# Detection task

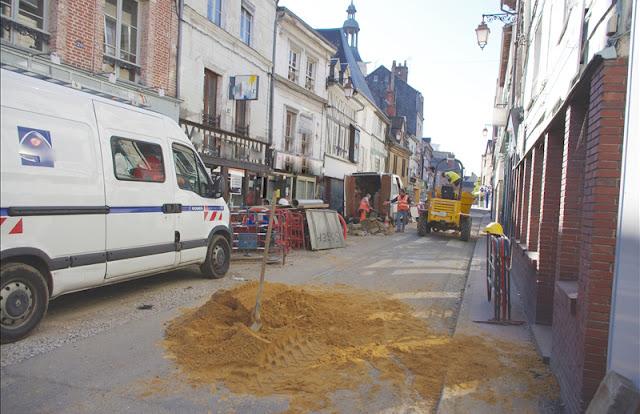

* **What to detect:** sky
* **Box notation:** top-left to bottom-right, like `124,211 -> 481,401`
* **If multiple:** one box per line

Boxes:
279,0 -> 504,175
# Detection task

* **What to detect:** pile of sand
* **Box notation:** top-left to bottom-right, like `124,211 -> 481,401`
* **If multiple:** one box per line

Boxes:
164,282 -> 556,412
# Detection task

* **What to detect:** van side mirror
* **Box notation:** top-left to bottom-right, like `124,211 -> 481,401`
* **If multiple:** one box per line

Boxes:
207,175 -> 223,199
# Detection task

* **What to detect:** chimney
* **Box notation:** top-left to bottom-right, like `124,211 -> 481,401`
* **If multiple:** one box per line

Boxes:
385,67 -> 396,117
394,60 -> 408,82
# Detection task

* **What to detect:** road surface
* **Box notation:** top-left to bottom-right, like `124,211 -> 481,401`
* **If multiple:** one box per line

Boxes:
1,213 -> 482,413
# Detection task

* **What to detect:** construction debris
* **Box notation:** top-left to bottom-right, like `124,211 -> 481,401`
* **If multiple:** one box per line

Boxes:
348,218 -> 392,236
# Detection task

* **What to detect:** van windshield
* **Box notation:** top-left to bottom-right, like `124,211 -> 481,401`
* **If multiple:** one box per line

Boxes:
172,144 -> 212,197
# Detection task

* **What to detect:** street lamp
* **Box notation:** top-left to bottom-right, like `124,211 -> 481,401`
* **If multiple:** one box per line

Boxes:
344,77 -> 355,98
475,21 -> 490,50
474,13 -> 517,50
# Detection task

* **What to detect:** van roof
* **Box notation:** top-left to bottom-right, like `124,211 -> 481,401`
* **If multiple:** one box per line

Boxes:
0,67 -> 174,123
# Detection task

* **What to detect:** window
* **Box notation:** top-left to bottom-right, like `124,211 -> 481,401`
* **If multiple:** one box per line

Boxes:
111,137 -> 165,182
103,0 -> 139,82
285,110 -> 296,152
1,0 -> 47,51
172,144 -> 212,197
348,125 -> 360,163
401,159 -> 406,177
235,100 -> 249,136
240,6 -> 252,45
204,69 -> 220,127
288,49 -> 299,82
301,133 -> 310,155
296,179 -> 315,200
305,59 -> 316,91
207,0 -> 222,26
531,22 -> 542,92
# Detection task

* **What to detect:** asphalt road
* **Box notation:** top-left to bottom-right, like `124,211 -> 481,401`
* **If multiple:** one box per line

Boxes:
1,213 -> 483,413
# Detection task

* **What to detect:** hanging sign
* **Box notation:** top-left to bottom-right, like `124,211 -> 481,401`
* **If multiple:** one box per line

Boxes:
229,75 -> 259,100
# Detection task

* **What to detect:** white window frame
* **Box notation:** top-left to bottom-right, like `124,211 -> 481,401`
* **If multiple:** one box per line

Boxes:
284,109 -> 297,152
305,58 -> 316,91
207,0 -> 222,26
103,0 -> 140,81
240,5 -> 252,46
1,0 -> 49,51
288,48 -> 299,83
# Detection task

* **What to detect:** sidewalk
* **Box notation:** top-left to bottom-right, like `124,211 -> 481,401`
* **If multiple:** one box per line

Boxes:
437,212 -> 561,413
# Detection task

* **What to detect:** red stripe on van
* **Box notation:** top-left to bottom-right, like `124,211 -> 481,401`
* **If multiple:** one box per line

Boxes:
0,217 -> 6,226
9,219 -> 23,234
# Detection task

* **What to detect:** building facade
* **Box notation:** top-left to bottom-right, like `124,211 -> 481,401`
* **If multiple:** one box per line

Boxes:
270,7 -> 336,202
316,1 -> 390,214
1,0 -> 180,119
366,60 -> 424,192
486,0 -> 635,411
178,0 -> 277,207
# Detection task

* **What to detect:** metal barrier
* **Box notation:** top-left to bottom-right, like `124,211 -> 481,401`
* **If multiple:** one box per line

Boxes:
230,207 -> 309,255
476,234 -> 524,325
283,210 -> 306,250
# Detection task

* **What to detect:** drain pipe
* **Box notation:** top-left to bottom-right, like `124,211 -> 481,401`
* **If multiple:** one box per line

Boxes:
175,0 -> 184,100
268,1 -> 280,150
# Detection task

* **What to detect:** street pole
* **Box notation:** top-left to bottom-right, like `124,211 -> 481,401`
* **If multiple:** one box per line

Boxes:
250,190 -> 278,332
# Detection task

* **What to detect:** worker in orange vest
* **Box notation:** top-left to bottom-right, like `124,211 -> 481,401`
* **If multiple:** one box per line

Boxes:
358,193 -> 371,222
386,188 -> 411,232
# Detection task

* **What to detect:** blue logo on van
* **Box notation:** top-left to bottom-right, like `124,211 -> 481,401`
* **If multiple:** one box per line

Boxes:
18,126 -> 54,168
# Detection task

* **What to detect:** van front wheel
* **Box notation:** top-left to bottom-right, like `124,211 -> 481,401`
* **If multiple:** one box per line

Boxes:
1,263 -> 49,344
201,235 -> 231,279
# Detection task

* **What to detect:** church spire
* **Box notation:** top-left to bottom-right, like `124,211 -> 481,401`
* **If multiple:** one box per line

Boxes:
342,1 -> 360,49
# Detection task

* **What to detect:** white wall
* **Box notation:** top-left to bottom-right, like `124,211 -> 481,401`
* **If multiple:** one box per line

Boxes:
179,1 -> 276,143
608,0 -> 639,387
355,95 -> 387,174
520,0 -> 620,155
271,10 -> 335,177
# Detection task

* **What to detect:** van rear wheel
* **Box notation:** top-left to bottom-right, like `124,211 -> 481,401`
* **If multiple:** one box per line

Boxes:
201,235 -> 230,279
1,263 -> 49,344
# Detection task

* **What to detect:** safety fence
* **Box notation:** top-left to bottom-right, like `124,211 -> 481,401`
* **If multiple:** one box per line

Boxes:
230,208 -> 306,255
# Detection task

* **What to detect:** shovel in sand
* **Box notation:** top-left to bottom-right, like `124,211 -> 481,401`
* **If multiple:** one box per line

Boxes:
250,191 -> 279,332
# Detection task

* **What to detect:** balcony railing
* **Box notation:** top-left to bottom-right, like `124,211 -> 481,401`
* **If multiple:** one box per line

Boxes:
235,124 -> 250,137
180,118 -> 268,172
202,113 -> 221,129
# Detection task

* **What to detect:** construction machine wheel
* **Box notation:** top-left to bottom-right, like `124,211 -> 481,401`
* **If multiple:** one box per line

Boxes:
460,217 -> 472,242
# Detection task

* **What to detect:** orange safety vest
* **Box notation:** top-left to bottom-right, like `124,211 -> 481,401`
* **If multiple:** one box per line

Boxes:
359,198 -> 370,212
397,194 -> 410,212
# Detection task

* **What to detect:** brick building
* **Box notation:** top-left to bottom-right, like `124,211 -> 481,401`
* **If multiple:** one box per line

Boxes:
487,0 -> 635,411
1,0 -> 180,119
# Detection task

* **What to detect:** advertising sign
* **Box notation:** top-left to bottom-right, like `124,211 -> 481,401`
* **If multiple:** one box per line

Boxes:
229,75 -> 259,100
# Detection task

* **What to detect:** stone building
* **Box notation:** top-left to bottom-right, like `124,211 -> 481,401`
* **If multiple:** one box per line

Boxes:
270,7 -> 336,203
316,1 -> 390,213
177,0 -> 277,207
0,0 -> 180,119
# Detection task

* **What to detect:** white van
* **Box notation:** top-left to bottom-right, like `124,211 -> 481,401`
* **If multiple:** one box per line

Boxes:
0,69 -> 231,343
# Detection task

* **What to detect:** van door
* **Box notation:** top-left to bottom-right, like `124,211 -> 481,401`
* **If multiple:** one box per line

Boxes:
93,102 -> 177,278
169,136 -> 226,265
